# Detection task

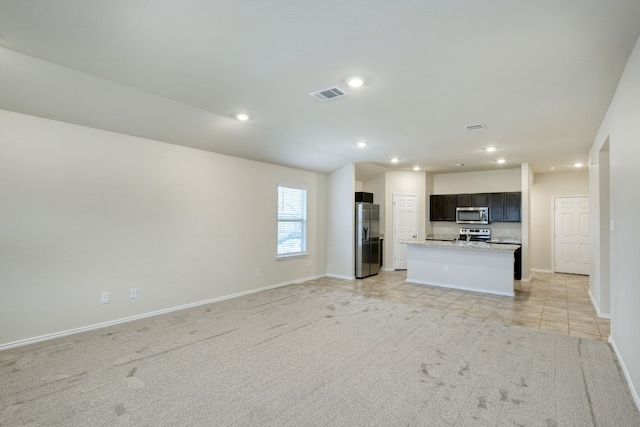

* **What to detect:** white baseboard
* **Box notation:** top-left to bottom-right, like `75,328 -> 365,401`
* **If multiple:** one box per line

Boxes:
609,336 -> 640,412
522,268 -> 551,283
325,273 -> 355,280
588,289 -> 611,319
0,274 -> 325,351
406,278 -> 514,297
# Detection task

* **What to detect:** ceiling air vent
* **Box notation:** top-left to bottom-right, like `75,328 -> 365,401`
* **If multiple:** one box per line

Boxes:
465,123 -> 487,132
310,86 -> 349,102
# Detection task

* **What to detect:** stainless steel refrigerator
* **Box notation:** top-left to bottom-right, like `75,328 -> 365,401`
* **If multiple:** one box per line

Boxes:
355,202 -> 380,279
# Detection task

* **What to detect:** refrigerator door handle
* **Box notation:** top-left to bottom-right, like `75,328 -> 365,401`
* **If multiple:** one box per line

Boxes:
363,227 -> 369,242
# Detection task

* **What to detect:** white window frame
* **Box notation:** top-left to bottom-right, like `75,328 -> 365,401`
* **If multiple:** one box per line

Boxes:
277,185 -> 307,259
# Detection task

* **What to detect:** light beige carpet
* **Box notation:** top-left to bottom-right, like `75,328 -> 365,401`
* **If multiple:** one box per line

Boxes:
1,281 -> 639,426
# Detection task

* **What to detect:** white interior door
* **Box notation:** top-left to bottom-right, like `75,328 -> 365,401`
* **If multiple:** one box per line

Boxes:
554,196 -> 590,275
393,194 -> 418,270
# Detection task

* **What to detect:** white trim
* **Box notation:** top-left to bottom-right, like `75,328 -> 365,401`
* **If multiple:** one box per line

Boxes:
520,274 -> 533,283
0,274 -> 325,351
588,289 -> 611,319
406,278 -> 515,297
326,273 -> 354,280
276,253 -> 308,261
609,336 -> 640,412
531,268 -> 553,273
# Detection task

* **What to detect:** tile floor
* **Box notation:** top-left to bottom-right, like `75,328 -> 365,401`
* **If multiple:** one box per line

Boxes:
305,270 -> 610,341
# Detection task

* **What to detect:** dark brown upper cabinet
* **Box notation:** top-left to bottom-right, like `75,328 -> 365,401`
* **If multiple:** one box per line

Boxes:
444,195 -> 457,221
472,193 -> 488,207
504,192 -> 521,222
489,192 -> 521,222
488,193 -> 505,223
457,194 -> 472,207
430,192 -> 520,222
430,194 -> 458,221
430,195 -> 446,221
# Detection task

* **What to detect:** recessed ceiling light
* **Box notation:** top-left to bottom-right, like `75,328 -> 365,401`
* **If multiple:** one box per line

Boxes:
574,163 -> 583,167
347,77 -> 364,88
391,158 -> 399,164
485,147 -> 496,152
413,166 -> 420,171
236,113 -> 249,121
497,159 -> 506,164
357,141 -> 367,148
549,166 -> 556,171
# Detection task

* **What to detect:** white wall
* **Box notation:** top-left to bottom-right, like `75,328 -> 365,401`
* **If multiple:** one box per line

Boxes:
0,110 -> 327,347
530,171 -> 588,272
433,168 -> 522,194
520,164 -> 533,281
326,163 -> 355,279
589,35 -> 640,408
595,145 -> 611,316
425,173 -> 434,235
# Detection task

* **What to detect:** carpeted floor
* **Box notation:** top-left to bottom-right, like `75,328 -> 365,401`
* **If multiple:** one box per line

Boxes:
1,280 -> 639,426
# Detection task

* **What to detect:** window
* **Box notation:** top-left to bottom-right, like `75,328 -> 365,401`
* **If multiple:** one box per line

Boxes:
277,186 -> 307,257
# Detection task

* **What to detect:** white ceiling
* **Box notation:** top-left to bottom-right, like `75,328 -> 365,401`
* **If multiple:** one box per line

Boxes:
1,1 -> 639,181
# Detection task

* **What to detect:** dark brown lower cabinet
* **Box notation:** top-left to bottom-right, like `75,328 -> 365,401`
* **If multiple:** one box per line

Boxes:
514,247 -> 522,280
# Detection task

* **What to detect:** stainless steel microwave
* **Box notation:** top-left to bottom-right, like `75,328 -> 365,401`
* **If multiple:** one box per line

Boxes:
456,207 -> 489,224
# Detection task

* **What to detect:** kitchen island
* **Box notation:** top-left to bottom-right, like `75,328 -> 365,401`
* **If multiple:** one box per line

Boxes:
406,241 -> 521,297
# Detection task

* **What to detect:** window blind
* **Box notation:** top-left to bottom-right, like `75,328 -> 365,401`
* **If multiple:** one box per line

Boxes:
277,186 -> 307,257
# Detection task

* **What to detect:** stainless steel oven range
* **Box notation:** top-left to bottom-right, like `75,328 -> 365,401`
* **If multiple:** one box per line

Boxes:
458,228 -> 491,242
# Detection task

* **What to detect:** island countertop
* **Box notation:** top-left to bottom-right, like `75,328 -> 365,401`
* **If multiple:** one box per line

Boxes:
406,240 -> 520,252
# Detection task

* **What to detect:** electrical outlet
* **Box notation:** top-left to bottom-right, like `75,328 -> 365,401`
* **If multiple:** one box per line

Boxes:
101,292 -> 110,304
130,288 -> 138,299
444,265 -> 450,272
505,229 -> 510,234
307,260 -> 312,267
255,269 -> 260,277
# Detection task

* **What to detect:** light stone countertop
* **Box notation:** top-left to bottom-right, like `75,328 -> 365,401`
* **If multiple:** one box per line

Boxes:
406,240 -> 521,252
425,234 -> 458,241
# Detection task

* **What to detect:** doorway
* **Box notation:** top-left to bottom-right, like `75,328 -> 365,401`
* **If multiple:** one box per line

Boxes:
554,196 -> 590,275
393,194 -> 418,270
